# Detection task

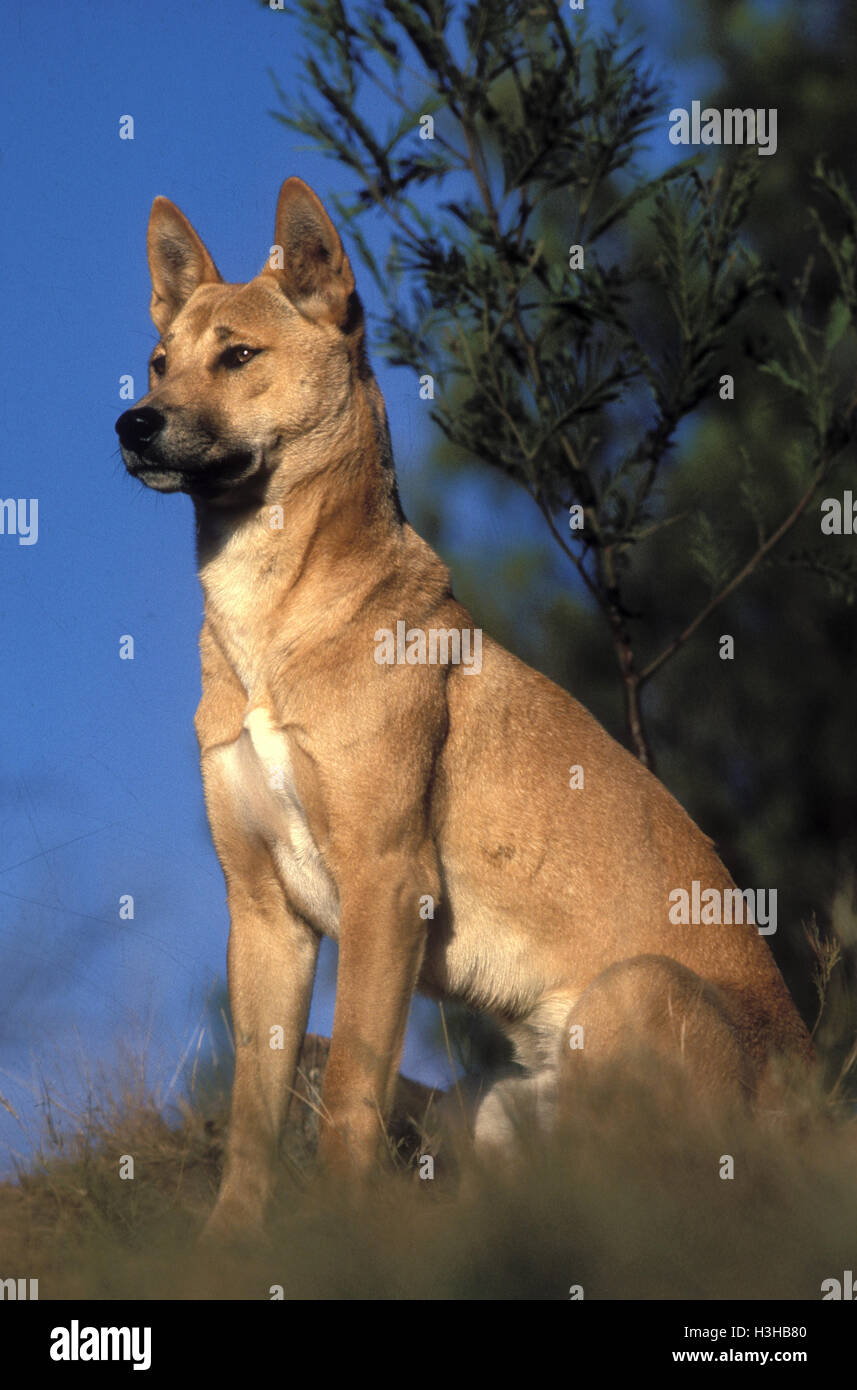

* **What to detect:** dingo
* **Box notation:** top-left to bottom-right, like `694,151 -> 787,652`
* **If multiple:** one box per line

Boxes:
116,178 -> 811,1239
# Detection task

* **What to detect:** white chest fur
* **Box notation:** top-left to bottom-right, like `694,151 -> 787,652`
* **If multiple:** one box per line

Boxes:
215,706 -> 339,935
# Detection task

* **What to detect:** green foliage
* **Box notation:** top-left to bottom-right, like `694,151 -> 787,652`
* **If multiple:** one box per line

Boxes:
810,158 -> 857,326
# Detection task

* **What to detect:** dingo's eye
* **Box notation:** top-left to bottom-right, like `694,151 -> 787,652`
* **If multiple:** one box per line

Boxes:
151,355 -> 166,377
222,345 -> 260,369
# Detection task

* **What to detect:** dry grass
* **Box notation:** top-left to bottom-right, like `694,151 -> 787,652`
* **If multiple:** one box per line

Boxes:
1,1027 -> 855,1300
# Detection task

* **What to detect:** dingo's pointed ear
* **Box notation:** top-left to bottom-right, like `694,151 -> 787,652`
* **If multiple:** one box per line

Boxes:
264,178 -> 357,329
147,197 -> 222,334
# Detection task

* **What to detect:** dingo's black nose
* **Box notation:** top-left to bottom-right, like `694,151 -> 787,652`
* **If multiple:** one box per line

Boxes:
115,407 -> 165,452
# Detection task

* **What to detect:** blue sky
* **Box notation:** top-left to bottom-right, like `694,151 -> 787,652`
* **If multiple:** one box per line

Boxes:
0,0 -> 734,1170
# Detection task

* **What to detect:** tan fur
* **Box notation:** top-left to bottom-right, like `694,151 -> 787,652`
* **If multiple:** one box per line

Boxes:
115,178 -> 812,1240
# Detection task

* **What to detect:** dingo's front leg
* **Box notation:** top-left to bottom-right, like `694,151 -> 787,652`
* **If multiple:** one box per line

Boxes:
317,857 -> 435,1177
202,867 -> 320,1242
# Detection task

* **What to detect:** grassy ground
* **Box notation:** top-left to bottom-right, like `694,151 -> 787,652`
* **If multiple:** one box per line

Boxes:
1,1028 -> 855,1300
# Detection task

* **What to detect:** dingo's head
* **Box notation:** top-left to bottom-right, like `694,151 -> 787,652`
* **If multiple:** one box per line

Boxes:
115,178 -> 365,500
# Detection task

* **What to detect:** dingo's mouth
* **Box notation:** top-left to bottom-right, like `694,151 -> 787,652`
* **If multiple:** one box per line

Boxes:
124,449 -> 259,496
